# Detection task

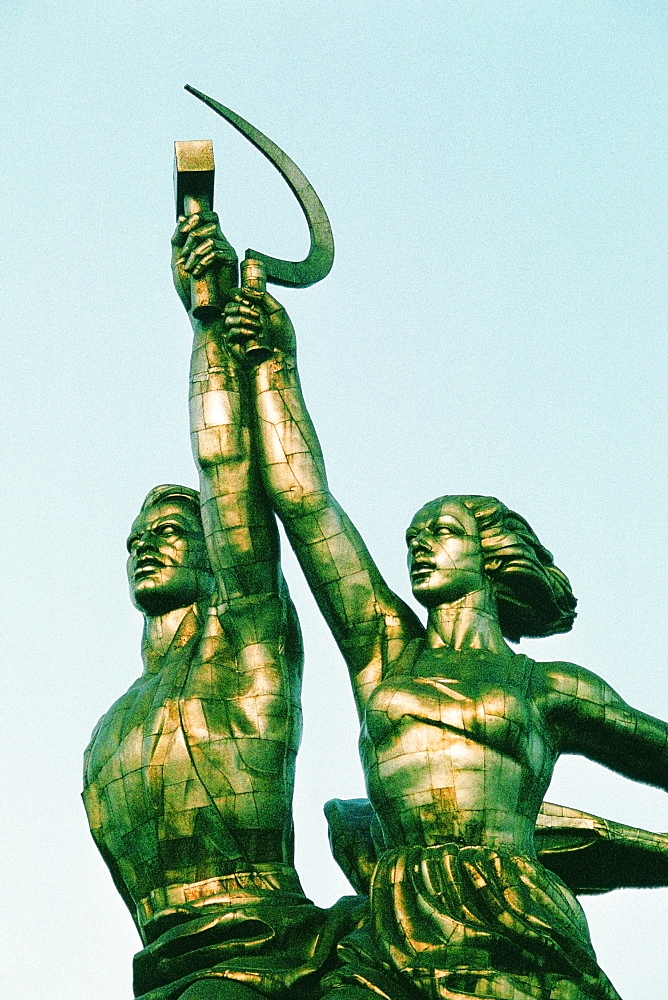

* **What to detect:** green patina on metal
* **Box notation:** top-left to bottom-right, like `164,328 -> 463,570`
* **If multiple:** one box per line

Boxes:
83,94 -> 668,1000
185,85 -> 334,289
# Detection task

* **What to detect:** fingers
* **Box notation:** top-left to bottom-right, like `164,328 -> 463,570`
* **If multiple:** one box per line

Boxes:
180,222 -> 220,256
172,212 -> 238,278
177,239 -> 237,277
181,236 -> 233,276
230,287 -> 264,306
225,301 -> 262,323
171,210 -> 219,247
223,293 -> 270,361
221,288 -> 292,362
224,303 -> 262,327
223,297 -> 263,342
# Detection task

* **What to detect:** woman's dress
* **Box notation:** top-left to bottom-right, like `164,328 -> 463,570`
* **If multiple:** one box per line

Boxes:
324,643 -> 622,1000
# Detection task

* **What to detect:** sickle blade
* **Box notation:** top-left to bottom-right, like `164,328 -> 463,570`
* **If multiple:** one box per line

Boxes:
185,85 -> 334,288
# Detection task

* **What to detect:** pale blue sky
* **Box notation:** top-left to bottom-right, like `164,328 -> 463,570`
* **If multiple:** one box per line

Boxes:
1,2 -> 667,997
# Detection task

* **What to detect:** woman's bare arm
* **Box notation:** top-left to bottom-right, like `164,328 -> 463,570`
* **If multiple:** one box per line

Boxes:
225,290 -> 423,713
544,661 -> 668,789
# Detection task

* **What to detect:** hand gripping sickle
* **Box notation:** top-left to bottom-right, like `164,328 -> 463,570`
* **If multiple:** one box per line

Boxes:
174,85 -> 335,358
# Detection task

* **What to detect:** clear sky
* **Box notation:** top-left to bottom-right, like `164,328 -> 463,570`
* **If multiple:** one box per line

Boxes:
1,2 -> 666,997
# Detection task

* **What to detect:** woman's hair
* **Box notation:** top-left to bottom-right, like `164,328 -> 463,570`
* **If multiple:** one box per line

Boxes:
140,483 -> 202,526
428,495 -> 576,642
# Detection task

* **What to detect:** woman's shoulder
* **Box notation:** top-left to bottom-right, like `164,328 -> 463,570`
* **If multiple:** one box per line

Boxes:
530,657 -> 611,709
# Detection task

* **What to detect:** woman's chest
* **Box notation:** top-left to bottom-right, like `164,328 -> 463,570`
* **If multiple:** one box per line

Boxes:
364,651 -> 547,761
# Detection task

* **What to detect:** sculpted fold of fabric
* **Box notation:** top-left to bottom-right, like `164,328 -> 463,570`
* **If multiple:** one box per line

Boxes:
326,843 -> 621,1000
133,879 -> 363,999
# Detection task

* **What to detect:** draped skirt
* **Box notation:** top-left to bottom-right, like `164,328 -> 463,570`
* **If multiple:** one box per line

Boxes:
324,843 -> 622,1000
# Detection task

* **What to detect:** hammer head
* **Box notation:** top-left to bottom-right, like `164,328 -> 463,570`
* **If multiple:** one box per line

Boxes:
174,139 -> 215,218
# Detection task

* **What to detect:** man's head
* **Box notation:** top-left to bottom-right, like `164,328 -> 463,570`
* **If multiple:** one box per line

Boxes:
127,485 -> 213,616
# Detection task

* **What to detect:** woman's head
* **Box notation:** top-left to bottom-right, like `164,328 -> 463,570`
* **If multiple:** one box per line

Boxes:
406,495 -> 576,642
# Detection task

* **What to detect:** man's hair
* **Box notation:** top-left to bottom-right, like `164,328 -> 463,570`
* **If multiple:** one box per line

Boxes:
421,495 -> 577,642
140,484 -> 202,526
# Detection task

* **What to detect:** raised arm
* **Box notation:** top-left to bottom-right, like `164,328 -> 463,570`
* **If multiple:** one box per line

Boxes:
223,289 -> 423,713
544,661 -> 668,790
172,214 -> 288,636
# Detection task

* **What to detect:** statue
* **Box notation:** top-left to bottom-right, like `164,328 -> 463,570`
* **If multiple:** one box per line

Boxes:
83,88 -> 668,1000
82,96 -> 359,1000
209,275 -> 668,998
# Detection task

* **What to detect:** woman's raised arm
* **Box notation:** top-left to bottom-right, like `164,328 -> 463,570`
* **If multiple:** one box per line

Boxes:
225,289 -> 423,713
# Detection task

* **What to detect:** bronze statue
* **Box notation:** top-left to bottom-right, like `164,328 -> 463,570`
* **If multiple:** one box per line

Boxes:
207,270 -> 668,999
82,101 -> 358,1000
83,89 -> 667,1000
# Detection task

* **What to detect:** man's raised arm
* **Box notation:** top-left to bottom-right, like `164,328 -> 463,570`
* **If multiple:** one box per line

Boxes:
172,213 -> 283,620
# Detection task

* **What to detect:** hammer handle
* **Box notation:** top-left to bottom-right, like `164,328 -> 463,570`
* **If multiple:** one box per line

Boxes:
183,193 -> 224,323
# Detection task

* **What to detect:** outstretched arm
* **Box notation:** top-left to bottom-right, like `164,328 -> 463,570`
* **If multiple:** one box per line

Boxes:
223,290 -> 423,713
545,661 -> 668,790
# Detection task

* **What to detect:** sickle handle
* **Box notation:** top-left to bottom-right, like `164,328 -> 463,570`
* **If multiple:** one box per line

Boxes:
235,257 -> 272,364
241,256 -> 267,293
185,86 -> 335,289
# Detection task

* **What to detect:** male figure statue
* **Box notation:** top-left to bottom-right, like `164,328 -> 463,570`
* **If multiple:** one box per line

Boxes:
82,213 -> 359,1000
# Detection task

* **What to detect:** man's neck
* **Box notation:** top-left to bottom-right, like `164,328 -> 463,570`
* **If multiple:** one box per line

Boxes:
426,583 -> 510,656
141,604 -> 196,674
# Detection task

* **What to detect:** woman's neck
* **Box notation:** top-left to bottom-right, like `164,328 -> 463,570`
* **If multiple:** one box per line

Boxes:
426,582 -> 510,656
141,604 -> 197,674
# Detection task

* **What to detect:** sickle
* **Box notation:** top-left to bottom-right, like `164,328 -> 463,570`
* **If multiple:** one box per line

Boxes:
185,85 -> 334,289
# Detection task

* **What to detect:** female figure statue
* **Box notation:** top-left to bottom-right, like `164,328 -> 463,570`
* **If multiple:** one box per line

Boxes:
213,252 -> 668,999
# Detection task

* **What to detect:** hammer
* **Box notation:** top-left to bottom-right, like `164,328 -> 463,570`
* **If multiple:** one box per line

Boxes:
174,139 -> 237,322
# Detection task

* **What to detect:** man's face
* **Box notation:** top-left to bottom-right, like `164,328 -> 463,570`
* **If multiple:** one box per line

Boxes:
126,501 -> 209,616
406,499 -> 485,609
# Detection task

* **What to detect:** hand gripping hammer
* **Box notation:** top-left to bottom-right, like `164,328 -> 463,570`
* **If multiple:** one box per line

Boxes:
175,86 -> 335,357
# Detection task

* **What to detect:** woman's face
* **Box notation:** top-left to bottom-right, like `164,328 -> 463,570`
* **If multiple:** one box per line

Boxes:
406,499 -> 485,608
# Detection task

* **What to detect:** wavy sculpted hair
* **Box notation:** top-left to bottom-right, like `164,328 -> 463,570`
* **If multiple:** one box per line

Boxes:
429,495 -> 577,643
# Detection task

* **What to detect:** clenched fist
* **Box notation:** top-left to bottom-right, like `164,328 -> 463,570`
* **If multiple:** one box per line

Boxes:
171,211 -> 238,311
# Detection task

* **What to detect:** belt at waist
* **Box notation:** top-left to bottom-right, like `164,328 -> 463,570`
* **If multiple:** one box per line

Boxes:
137,865 -> 306,932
